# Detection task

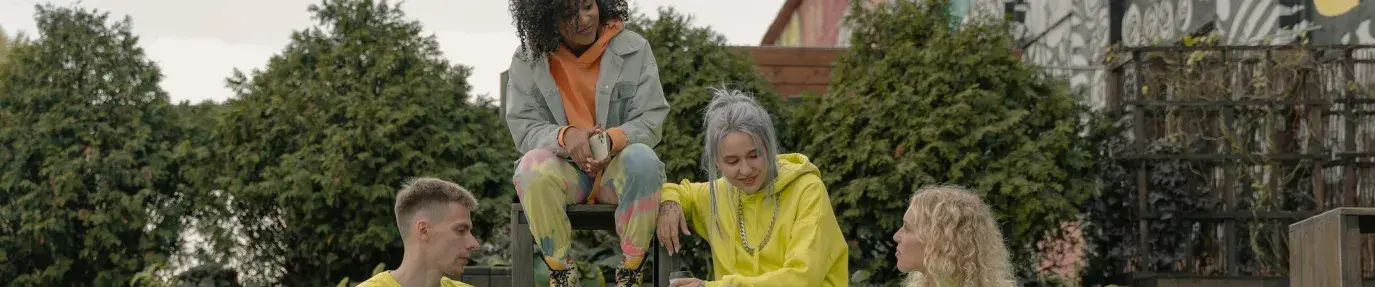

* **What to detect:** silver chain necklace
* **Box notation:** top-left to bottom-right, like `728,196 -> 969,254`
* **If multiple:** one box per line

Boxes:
736,187 -> 780,255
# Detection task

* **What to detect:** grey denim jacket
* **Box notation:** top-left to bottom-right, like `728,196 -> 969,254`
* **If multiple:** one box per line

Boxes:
503,30 -> 669,155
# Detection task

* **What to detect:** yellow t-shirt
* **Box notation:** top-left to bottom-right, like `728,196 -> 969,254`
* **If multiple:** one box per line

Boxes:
354,271 -> 475,287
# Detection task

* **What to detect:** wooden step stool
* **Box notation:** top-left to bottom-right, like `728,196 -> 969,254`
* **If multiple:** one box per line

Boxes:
511,203 -> 681,286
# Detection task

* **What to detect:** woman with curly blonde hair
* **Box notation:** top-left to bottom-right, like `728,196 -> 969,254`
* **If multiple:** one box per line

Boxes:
893,185 -> 1016,287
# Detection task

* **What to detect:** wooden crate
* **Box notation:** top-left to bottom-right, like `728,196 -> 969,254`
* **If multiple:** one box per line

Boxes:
1289,208 -> 1375,287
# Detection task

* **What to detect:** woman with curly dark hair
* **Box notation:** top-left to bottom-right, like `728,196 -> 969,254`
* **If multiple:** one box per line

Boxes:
504,0 -> 669,286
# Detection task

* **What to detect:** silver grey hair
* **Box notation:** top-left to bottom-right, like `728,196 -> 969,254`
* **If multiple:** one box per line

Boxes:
701,86 -> 781,238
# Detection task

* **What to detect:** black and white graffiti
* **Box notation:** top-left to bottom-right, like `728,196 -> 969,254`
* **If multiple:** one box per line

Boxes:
920,0 -> 1375,110
1114,0 -> 1306,46
1304,0 -> 1375,44
1014,0 -> 1112,108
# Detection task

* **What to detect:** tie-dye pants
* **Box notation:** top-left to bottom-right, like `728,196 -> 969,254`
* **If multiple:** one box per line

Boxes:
513,143 -> 664,271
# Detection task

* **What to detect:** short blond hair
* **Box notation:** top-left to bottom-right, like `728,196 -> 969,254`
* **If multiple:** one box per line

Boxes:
394,177 -> 479,238
903,185 -> 1015,287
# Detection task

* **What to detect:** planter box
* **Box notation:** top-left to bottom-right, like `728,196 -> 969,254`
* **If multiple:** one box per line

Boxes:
1289,207 -> 1375,287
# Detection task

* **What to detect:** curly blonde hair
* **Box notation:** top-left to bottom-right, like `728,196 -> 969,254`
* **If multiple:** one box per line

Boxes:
903,185 -> 1016,287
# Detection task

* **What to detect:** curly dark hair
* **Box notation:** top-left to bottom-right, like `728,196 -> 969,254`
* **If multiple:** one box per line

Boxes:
509,0 -> 630,59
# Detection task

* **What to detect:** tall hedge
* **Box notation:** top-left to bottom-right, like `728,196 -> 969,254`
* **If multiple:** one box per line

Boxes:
210,0 -> 516,285
789,0 -> 1101,283
0,5 -> 185,285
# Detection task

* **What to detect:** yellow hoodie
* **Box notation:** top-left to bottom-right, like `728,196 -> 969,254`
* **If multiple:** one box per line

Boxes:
353,271 -> 474,287
662,153 -> 849,287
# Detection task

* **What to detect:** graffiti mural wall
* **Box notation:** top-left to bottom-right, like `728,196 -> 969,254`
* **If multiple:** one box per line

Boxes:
1010,0 -> 1112,108
1306,0 -> 1375,44
823,0 -> 1373,108
1110,0 -> 1309,46
996,0 -> 1375,109
1103,0 -> 1373,45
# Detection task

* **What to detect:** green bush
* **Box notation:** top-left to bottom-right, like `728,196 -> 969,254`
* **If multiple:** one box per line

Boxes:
0,27 -> 10,67
0,5 -> 185,285
627,7 -> 792,277
789,0 -> 1101,284
209,0 -> 517,285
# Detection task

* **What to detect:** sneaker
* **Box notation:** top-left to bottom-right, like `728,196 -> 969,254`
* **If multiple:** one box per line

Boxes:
548,265 -> 579,287
614,265 -> 644,287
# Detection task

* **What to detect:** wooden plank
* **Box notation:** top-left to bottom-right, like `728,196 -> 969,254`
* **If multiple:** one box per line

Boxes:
1290,208 -> 1375,232
1107,65 -> 1123,114
1313,102 -> 1327,209
774,84 -> 829,97
1292,225 -> 1306,287
1140,276 -> 1289,287
735,46 -> 842,67
1132,50 -> 1150,265
1114,152 -> 1375,162
516,204 -> 618,230
1343,215 -> 1362,286
655,241 -> 678,287
1121,44 -> 1375,53
755,66 -> 832,86
1222,49 -> 1239,276
511,203 -> 534,287
1122,99 -> 1359,107
1141,211 -> 1316,220
1344,49 -> 1359,207
1289,208 -> 1375,286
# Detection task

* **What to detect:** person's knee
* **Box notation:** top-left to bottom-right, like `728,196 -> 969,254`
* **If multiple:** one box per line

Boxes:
513,148 -> 562,188
618,144 -> 664,183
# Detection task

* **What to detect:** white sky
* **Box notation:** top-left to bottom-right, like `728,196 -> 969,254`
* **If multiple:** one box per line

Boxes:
0,0 -> 784,104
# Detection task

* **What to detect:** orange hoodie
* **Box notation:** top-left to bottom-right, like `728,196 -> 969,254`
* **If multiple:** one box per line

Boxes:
551,20 -> 630,154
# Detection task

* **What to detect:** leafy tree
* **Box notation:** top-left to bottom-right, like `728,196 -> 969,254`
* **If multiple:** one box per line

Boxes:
209,0 -> 516,285
789,0 -> 1101,284
0,5 -> 185,285
1,27 -> 31,69
1,27 -> 9,65
626,7 -> 792,277
167,100 -> 240,279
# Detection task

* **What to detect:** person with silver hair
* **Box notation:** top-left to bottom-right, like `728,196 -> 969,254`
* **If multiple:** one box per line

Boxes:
656,88 -> 849,286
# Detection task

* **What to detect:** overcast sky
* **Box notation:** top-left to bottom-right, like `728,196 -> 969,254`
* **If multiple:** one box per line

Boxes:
1,0 -> 784,104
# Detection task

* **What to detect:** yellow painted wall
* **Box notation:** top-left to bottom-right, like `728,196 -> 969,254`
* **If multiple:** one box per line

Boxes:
776,13 -> 803,46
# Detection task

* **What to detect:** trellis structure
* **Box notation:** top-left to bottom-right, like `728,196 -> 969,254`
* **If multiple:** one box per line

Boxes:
1106,44 -> 1375,285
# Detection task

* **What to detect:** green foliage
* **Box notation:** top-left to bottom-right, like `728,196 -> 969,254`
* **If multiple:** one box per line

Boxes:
1085,43 -> 1330,283
789,0 -> 1101,284
1082,133 -> 1214,285
1,28 -> 33,70
174,261 -> 242,287
0,4 -> 185,285
625,7 -> 792,277
210,0 -> 516,285
0,27 -> 9,66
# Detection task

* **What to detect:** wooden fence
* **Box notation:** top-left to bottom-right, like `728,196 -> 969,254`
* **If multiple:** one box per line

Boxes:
728,46 -> 841,99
